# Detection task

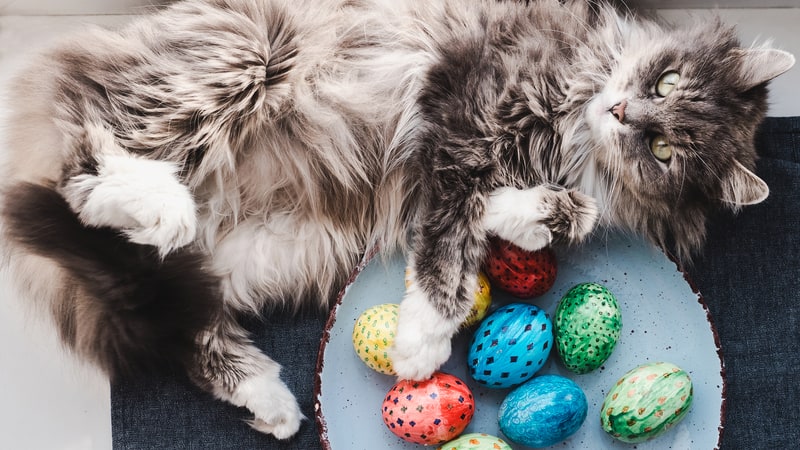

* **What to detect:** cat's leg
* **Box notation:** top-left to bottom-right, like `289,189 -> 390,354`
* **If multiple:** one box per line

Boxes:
391,185 -> 598,380
189,215 -> 357,438
190,314 -> 304,439
393,262 -> 481,380
60,123 -> 196,257
483,185 -> 598,251
390,177 -> 490,380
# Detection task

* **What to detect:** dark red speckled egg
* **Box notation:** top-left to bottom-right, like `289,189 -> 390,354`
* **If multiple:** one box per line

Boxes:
485,237 -> 557,298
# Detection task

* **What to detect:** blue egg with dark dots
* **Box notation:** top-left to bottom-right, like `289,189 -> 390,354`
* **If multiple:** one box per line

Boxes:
467,303 -> 553,389
498,375 -> 588,448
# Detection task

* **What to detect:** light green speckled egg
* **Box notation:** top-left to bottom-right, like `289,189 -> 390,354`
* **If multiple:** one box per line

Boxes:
600,361 -> 693,443
554,282 -> 622,374
437,433 -> 512,450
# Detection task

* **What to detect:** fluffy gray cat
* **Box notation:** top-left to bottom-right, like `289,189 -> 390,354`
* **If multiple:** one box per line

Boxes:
0,0 -> 792,440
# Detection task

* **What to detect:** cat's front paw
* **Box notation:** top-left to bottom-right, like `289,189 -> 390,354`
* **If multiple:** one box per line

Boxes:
391,324 -> 452,381
545,190 -> 598,243
484,186 -> 598,250
232,373 -> 305,440
122,186 -> 197,257
389,288 -> 458,381
65,153 -> 197,257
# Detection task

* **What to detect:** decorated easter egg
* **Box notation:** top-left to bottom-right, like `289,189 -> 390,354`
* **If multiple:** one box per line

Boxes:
463,272 -> 492,328
381,372 -> 475,445
352,303 -> 399,374
405,269 -> 492,329
554,282 -> 622,374
601,361 -> 693,443
498,375 -> 588,448
468,303 -> 553,388
437,432 -> 513,450
484,237 -> 557,298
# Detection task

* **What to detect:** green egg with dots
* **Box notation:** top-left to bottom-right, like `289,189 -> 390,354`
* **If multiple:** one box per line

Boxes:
554,282 -> 621,374
600,361 -> 693,443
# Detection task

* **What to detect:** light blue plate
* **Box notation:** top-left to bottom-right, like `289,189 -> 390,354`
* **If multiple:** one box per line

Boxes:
316,233 -> 724,449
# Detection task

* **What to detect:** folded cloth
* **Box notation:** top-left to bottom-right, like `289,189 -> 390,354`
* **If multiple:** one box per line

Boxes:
112,312 -> 328,450
112,117 -> 800,449
687,116 -> 800,449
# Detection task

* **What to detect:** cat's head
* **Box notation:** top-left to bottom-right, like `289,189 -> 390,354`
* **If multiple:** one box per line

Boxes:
585,17 -> 794,258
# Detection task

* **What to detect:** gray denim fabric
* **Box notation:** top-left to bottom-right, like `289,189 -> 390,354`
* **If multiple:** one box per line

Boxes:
112,312 -> 327,449
687,116 -> 800,449
111,117 -> 800,449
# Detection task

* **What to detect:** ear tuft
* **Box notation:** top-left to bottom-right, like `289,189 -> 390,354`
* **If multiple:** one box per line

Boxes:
733,48 -> 795,90
720,161 -> 769,208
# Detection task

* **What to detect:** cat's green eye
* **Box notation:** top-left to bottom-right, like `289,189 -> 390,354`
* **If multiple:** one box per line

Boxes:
650,135 -> 673,162
656,71 -> 680,97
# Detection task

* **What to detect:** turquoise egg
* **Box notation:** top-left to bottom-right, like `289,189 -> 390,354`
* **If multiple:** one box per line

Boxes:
498,375 -> 588,448
468,303 -> 553,389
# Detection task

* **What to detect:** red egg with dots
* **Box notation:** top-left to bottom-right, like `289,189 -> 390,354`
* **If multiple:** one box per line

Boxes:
381,372 -> 475,445
485,237 -> 557,298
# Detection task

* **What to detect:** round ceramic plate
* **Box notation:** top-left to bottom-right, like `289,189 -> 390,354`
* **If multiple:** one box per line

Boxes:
315,233 -> 724,449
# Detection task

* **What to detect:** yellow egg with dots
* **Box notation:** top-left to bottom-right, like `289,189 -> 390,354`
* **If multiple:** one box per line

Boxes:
352,303 -> 399,375
463,272 -> 492,328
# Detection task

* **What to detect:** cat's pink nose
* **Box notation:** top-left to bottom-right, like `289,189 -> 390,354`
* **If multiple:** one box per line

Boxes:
609,100 -> 627,123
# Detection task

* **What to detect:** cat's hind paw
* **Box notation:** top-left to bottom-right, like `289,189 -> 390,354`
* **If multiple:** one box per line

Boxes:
232,373 -> 305,440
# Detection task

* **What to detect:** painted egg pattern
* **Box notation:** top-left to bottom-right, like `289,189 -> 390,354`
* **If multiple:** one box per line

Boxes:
555,282 -> 622,374
498,375 -> 588,448
468,303 -> 553,388
462,272 -> 492,328
406,269 -> 492,329
437,432 -> 512,450
352,303 -> 399,374
485,238 -> 557,298
381,372 -> 475,445
601,361 -> 693,443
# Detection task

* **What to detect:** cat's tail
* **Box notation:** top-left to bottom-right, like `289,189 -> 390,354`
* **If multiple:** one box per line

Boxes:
1,182 -> 221,377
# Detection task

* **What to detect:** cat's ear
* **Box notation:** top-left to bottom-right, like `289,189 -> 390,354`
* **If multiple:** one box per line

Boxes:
733,48 -> 795,90
720,160 -> 769,207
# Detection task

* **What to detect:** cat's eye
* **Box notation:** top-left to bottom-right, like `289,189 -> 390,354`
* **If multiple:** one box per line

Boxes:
655,71 -> 680,97
650,135 -> 673,162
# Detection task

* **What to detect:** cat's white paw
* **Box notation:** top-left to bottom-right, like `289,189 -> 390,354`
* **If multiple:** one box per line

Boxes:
555,190 -> 598,242
484,186 -> 598,249
391,324 -> 452,381
121,188 -> 197,257
390,287 -> 459,381
231,373 -> 305,440
65,153 -> 197,257
484,186 -> 554,250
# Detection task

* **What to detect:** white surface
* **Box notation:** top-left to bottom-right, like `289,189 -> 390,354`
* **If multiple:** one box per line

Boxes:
0,6 -> 798,450
0,15 -> 129,450
1,0 -> 169,15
